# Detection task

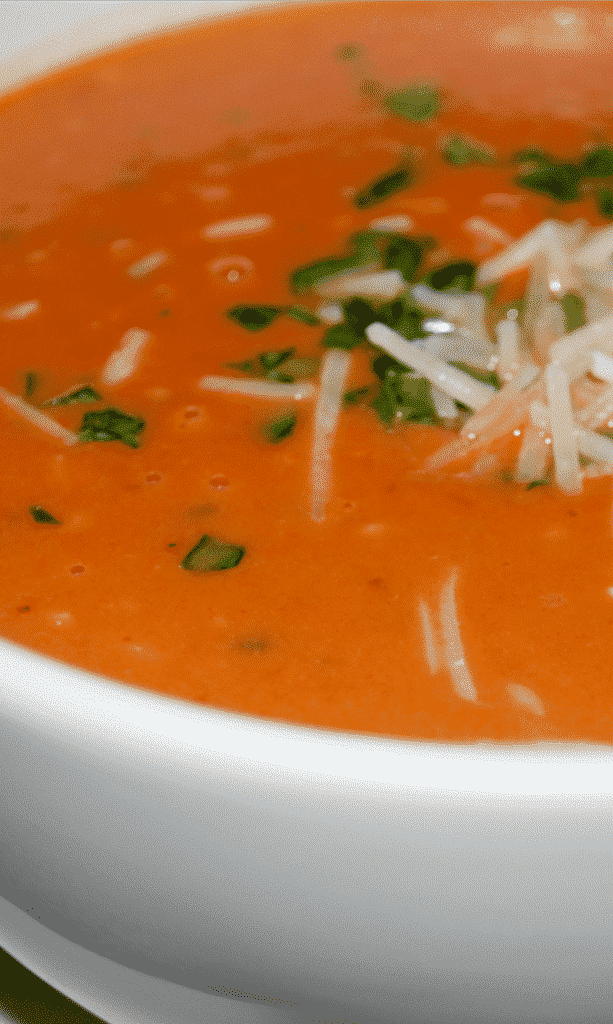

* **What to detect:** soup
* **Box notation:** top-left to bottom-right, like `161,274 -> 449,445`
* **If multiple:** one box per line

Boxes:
1,1 -> 613,743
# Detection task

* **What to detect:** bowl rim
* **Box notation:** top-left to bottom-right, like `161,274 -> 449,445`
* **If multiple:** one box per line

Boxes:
1,0 -> 611,797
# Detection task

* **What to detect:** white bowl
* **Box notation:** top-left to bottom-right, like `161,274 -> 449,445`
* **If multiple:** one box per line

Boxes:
1,4 -> 613,1023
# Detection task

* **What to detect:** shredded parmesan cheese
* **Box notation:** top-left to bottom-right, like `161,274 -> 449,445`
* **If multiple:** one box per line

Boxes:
2,300 -> 39,320
544,363 -> 581,495
199,377 -> 316,400
201,214 -> 273,239
101,329 -> 150,386
127,252 -> 168,278
0,388 -> 79,446
309,349 -> 352,522
315,269 -> 405,300
439,570 -> 477,703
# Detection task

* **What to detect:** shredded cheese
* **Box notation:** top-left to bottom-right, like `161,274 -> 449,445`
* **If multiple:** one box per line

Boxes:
309,349 -> 352,522
0,388 -> 79,446
199,377 -> 316,400
201,214 -> 273,240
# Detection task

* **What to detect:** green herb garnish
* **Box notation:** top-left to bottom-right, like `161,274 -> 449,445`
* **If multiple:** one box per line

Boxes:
344,387 -> 369,405
383,235 -> 432,283
227,305 -> 284,331
78,408 -> 145,448
181,535 -> 245,572
449,362 -> 502,390
343,298 -> 378,337
441,135 -> 494,167
378,297 -> 426,339
516,161 -> 582,202
597,187 -> 613,219
24,373 -> 38,399
526,478 -> 550,491
47,385 -> 102,406
29,506 -> 61,525
582,146 -> 613,178
384,84 -> 438,122
561,293 -> 586,334
425,260 -> 476,292
259,348 -> 295,372
372,374 -> 437,426
321,323 -> 364,350
336,43 -> 361,61
290,230 -> 381,293
263,411 -> 297,443
354,165 -> 414,208
286,305 -> 320,326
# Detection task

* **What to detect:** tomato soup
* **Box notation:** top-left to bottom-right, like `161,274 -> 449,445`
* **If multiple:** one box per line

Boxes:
2,2 -> 613,743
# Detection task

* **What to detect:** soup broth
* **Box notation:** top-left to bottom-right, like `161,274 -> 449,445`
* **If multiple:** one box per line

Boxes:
1,1 -> 613,742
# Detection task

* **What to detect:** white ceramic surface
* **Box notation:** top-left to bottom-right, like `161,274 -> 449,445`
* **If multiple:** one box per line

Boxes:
1,4 -> 613,1023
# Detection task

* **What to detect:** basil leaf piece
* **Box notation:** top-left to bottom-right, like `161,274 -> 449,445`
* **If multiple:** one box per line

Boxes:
383,235 -> 432,282
181,535 -> 245,572
290,230 -> 381,294
78,408 -> 145,448
372,374 -> 437,426
449,362 -> 502,390
259,348 -> 295,372
24,373 -> 38,399
526,478 -> 550,491
582,146 -> 613,178
277,357 -> 319,379
227,305 -> 283,331
516,163 -> 582,202
263,411 -> 296,443
29,505 -> 61,525
378,297 -> 426,339
513,147 -> 553,170
425,261 -> 476,292
597,187 -> 613,219
286,305 -> 320,326
441,135 -> 493,167
321,323 -> 363,350
384,84 -> 438,122
336,43 -> 361,61
225,360 -> 255,373
561,294 -> 586,334
372,353 -> 411,380
343,298 -> 378,337
354,165 -> 413,209
344,386 -> 369,405
47,385 -> 102,406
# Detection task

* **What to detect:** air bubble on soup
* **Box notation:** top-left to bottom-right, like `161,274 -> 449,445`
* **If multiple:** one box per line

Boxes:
207,256 -> 254,283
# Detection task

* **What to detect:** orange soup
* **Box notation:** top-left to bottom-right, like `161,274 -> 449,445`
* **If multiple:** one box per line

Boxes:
2,2 -> 613,742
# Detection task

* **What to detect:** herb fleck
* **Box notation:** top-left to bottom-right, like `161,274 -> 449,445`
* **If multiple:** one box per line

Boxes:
47,385 -> 102,406
383,235 -> 432,283
344,386 -> 369,405
526,478 -> 550,491
515,161 -> 582,202
181,535 -> 245,572
597,187 -> 613,219
336,43 -> 361,61
29,506 -> 61,525
286,305 -> 320,326
425,260 -> 476,292
24,373 -> 38,399
227,305 -> 283,331
582,146 -> 613,178
441,135 -> 494,167
78,408 -> 145,448
354,165 -> 414,208
384,84 -> 438,122
290,229 -> 380,293
263,411 -> 296,443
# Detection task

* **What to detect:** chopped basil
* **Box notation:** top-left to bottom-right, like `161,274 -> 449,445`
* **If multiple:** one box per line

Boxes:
290,230 -> 381,293
336,43 -> 361,61
343,298 -> 379,337
321,322 -> 364,350
597,187 -> 613,219
259,348 -> 295,372
449,362 -> 502,390
227,305 -> 283,331
226,359 -> 256,373
29,505 -> 61,525
384,84 -> 438,122
561,293 -> 586,334
378,297 -> 426,339
344,386 -> 369,405
441,135 -> 493,167
425,260 -> 476,292
383,234 -> 432,283
24,373 -> 38,399
372,374 -> 437,426
277,356 -> 319,378
354,165 -> 414,208
516,162 -> 582,202
582,146 -> 613,178
263,411 -> 296,443
286,305 -> 320,326
513,147 -> 553,170
372,352 -> 411,379
47,385 -> 102,406
78,408 -> 145,448
181,535 -> 245,572
526,478 -> 550,491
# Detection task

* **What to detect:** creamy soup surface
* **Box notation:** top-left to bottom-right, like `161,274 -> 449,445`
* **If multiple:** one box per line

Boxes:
2,1 -> 613,742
